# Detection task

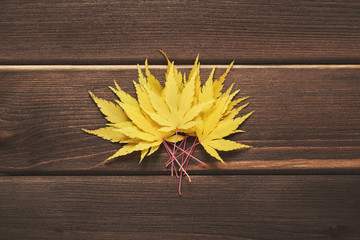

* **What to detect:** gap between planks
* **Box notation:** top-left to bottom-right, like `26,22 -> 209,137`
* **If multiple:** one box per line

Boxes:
1,64 -> 360,71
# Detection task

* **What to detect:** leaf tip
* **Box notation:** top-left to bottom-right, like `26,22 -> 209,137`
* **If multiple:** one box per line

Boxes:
82,128 -> 90,133
88,90 -> 95,98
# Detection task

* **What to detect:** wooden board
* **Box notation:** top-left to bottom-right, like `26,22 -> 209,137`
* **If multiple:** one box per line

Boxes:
1,66 -> 359,174
1,2 -> 359,240
1,0 -> 360,64
0,175 -> 359,240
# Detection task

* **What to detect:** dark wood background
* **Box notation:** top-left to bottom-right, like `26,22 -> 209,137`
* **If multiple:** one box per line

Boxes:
1,1 -> 359,239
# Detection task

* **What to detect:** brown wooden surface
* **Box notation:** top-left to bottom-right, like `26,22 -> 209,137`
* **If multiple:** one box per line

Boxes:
1,1 -> 360,239
1,0 -> 360,64
1,175 -> 359,240
0,66 -> 359,174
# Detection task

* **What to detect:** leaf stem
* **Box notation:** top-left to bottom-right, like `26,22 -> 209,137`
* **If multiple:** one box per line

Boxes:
162,140 -> 191,182
168,140 -> 205,165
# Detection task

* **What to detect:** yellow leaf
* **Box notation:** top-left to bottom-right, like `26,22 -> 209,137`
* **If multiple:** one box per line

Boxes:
160,50 -> 183,91
233,111 -> 254,128
201,143 -> 224,163
106,141 -> 161,163
145,59 -> 163,94
119,102 -> 158,135
205,118 -> 239,140
106,143 -> 137,162
182,101 -> 213,124
109,81 -> 138,107
178,67 -> 197,117
82,127 -> 129,143
109,121 -> 134,129
145,86 -> 171,122
158,126 -> 176,132
164,62 -> 180,111
115,126 -> 156,142
205,139 -> 251,151
165,135 -> 185,143
178,120 -> 200,131
188,55 -> 199,85
213,61 -> 234,98
206,111 -> 253,140
146,111 -> 172,126
159,51 -> 183,92
88,91 -> 128,123
199,67 -> 215,104
227,89 -> 240,104
174,67 -> 184,92
140,149 -> 149,163
148,145 -> 160,156
224,97 -> 249,116
133,141 -> 162,151
137,64 -> 147,86
202,96 -> 229,136
219,84 -> 238,116
194,67 -> 201,103
133,81 -> 155,114
224,103 -> 249,121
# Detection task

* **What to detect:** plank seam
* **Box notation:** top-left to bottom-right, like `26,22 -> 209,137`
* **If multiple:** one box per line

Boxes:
1,64 -> 360,71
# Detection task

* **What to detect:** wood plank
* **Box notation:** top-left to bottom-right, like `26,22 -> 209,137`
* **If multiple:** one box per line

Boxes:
0,175 -> 359,239
1,0 -> 360,64
0,66 -> 359,174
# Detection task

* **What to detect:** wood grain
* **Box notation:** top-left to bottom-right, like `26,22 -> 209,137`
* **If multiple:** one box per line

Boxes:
0,175 -> 359,240
1,0 -> 360,64
0,66 -> 359,174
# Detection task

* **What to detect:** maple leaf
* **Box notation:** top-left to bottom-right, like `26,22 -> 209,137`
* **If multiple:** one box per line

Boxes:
83,79 -> 182,164
141,53 -> 212,134
83,51 -> 253,195
193,64 -> 254,163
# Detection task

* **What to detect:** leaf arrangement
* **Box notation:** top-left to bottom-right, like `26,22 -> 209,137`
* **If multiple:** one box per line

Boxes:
83,51 -> 253,195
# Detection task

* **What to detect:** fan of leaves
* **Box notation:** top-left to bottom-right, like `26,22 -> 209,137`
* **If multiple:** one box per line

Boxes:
83,51 -> 253,195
